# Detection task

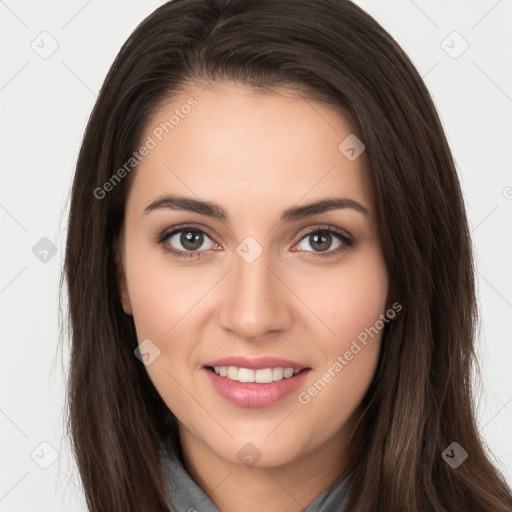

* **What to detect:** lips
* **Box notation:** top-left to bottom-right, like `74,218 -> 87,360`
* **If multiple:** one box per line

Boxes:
202,356 -> 311,407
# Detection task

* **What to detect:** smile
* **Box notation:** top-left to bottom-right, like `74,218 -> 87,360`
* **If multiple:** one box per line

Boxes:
203,360 -> 311,407
208,366 -> 302,383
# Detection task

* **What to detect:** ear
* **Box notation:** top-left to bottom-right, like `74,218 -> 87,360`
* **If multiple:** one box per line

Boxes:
114,235 -> 133,316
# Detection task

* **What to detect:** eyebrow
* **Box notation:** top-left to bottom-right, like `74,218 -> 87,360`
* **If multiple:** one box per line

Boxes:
143,195 -> 369,222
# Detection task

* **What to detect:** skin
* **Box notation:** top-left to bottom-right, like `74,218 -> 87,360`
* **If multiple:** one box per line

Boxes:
116,81 -> 390,512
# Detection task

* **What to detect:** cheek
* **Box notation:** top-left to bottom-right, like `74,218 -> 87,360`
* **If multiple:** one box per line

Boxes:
296,249 -> 388,344
124,237 -> 207,341
123,241 -> 216,410
293,250 -> 387,421
123,245 -> 203,419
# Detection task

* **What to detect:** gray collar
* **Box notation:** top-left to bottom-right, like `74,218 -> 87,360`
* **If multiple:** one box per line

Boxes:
160,439 -> 352,512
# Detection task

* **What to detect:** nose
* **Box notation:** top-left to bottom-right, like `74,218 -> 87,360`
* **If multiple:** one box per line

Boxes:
217,244 -> 293,341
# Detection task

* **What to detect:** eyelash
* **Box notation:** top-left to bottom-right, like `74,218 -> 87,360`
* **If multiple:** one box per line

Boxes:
154,223 -> 355,261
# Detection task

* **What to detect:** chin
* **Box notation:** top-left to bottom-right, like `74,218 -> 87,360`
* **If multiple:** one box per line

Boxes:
210,435 -> 307,469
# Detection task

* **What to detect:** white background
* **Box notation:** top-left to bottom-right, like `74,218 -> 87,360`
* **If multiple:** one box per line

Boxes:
1,0 -> 511,510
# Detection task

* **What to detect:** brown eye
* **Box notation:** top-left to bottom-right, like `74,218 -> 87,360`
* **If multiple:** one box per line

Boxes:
178,230 -> 205,251
295,228 -> 352,256
156,226 -> 218,259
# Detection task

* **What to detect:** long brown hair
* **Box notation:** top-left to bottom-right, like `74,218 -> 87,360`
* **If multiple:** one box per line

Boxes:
61,0 -> 512,510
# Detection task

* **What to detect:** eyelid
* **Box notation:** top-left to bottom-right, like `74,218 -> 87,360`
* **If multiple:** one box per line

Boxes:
296,224 -> 353,242
157,222 -> 219,244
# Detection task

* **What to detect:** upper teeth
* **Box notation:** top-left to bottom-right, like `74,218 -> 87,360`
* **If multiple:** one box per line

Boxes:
213,366 -> 301,383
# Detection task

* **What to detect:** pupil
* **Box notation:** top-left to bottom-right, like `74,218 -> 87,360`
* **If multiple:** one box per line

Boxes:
311,231 -> 331,252
181,230 -> 202,250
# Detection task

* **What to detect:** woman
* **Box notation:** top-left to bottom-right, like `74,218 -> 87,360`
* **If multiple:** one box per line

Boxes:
62,0 -> 512,510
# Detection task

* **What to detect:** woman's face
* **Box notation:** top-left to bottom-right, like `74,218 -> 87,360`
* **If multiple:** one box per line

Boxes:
116,81 -> 389,468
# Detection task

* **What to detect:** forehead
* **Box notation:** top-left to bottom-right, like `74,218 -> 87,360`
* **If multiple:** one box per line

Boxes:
126,82 -> 373,215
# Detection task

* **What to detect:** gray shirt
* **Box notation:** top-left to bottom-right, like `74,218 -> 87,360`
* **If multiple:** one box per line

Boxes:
159,439 -> 353,512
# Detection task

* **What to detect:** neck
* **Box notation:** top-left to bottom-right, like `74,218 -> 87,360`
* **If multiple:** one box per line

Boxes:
177,415 -> 360,512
